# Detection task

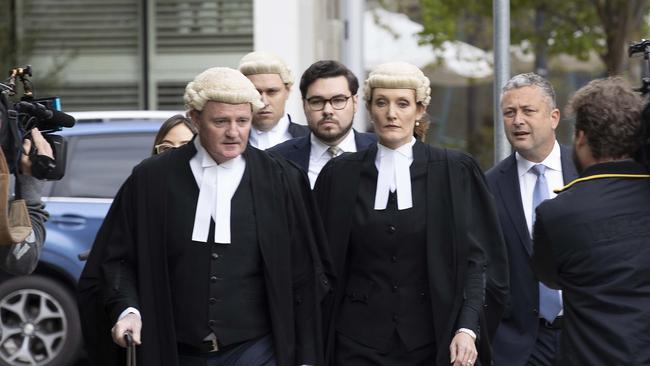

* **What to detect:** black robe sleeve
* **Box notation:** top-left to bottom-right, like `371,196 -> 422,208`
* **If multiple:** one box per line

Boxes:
276,158 -> 331,365
446,151 -> 508,341
79,151 -> 180,366
77,173 -> 140,366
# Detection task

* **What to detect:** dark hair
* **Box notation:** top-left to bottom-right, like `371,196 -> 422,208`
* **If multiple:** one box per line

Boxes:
299,60 -> 359,99
151,114 -> 198,155
567,77 -> 643,159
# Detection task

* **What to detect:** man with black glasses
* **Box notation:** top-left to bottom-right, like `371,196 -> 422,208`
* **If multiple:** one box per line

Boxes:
270,60 -> 375,188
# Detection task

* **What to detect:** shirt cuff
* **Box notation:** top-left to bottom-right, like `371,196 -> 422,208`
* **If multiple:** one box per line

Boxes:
456,328 -> 477,340
117,307 -> 141,322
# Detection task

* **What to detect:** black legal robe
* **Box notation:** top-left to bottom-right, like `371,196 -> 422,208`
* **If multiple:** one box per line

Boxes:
77,141 -> 330,366
314,141 -> 508,366
335,156 -> 435,354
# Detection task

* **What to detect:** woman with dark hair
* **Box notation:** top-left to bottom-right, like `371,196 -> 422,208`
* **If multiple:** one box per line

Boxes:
151,114 -> 197,155
314,62 -> 507,366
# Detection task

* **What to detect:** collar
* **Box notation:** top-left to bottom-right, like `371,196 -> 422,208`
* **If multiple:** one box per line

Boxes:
556,159 -> 650,193
376,137 -> 416,161
190,138 -> 245,244
310,129 -> 357,158
252,113 -> 290,136
193,137 -> 243,170
516,140 -> 561,176
374,137 -> 416,210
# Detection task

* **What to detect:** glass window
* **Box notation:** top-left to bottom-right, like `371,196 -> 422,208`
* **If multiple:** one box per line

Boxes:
50,133 -> 155,198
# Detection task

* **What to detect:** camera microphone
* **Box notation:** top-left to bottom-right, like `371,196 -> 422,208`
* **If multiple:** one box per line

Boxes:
15,101 -> 76,129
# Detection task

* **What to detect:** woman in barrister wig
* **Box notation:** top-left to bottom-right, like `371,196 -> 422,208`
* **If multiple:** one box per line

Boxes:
314,62 -> 507,366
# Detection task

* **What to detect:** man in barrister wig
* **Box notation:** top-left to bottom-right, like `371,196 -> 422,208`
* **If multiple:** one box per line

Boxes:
532,77 -> 650,365
78,67 -> 329,366
238,51 -> 309,149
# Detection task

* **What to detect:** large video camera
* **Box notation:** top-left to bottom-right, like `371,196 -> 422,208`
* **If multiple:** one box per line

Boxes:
0,65 -> 75,180
628,40 -> 650,169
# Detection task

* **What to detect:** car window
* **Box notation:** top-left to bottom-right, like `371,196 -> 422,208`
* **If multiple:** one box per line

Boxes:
49,133 -> 155,198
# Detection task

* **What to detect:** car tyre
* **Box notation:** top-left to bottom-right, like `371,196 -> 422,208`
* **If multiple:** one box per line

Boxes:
0,275 -> 81,366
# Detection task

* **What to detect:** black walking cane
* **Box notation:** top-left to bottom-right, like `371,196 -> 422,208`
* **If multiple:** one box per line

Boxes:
124,331 -> 136,366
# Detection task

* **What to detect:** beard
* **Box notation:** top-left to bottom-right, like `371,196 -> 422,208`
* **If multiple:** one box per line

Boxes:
312,117 -> 354,144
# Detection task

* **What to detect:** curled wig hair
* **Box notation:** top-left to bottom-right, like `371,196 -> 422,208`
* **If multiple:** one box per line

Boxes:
183,67 -> 264,113
363,62 -> 431,107
238,51 -> 294,87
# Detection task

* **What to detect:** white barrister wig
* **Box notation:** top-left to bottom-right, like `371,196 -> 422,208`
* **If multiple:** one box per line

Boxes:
184,67 -> 264,113
237,51 -> 294,87
363,62 -> 431,107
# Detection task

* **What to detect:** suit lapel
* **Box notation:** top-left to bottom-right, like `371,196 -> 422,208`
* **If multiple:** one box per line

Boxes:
560,145 -> 578,184
498,154 -> 533,255
284,136 -> 310,171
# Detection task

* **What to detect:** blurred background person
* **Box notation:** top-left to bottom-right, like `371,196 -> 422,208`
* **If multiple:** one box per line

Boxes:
314,62 -> 506,366
486,73 -> 577,366
532,77 -> 650,366
238,51 -> 309,149
151,114 -> 197,155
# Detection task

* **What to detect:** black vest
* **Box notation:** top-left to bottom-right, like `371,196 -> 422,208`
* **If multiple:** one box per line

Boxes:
336,155 -> 435,352
166,165 -> 270,347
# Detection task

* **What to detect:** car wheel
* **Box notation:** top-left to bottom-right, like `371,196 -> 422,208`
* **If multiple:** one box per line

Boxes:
0,275 -> 81,366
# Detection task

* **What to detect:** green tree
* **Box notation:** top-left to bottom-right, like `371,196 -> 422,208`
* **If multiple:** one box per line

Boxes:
1,0 -> 72,100
419,0 -> 650,76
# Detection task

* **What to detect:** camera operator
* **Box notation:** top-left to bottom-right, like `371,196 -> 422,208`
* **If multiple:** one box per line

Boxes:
531,77 -> 650,365
0,127 -> 52,275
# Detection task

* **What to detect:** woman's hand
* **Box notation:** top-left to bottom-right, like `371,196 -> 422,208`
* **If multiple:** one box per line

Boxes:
449,331 -> 477,366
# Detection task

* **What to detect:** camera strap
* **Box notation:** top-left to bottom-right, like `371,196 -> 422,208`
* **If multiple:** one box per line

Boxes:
0,148 -> 32,245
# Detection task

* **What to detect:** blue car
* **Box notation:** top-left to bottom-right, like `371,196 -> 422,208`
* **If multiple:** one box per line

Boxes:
0,113 -> 172,366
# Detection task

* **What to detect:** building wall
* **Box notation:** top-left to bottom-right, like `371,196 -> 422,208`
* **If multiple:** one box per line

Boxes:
11,0 -> 343,113
253,0 -> 343,122
16,0 -> 255,111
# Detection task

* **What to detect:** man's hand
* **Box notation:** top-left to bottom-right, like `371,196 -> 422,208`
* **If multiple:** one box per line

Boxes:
20,128 -> 54,176
111,313 -> 142,348
449,332 -> 477,366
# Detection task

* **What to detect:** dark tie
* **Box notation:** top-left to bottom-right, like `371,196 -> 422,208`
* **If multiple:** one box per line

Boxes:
531,164 -> 563,322
327,145 -> 341,158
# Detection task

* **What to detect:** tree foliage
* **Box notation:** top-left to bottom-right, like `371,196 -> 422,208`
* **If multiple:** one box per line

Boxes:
418,0 -> 650,75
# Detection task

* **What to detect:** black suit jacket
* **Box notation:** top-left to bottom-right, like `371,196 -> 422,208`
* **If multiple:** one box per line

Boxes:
485,145 -> 577,366
268,130 -> 376,172
287,114 -> 310,138
532,160 -> 650,365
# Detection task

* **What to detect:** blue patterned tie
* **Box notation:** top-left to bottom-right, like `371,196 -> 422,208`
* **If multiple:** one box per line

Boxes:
531,164 -> 563,323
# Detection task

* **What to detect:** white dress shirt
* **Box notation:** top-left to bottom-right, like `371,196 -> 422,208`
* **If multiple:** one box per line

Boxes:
516,141 -> 564,236
248,114 -> 293,150
516,140 -> 564,315
374,138 -> 415,210
308,130 -> 357,188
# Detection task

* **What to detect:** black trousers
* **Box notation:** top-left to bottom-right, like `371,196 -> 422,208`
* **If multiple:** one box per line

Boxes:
334,331 -> 436,366
178,334 -> 276,366
528,320 -> 562,366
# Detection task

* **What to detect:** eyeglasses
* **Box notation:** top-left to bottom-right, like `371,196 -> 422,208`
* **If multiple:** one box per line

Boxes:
305,95 -> 354,111
154,143 -> 183,154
